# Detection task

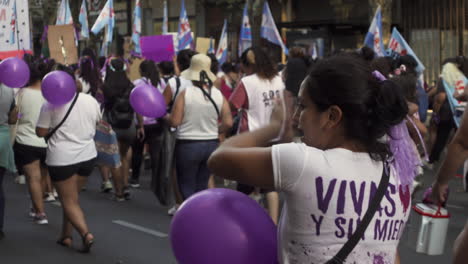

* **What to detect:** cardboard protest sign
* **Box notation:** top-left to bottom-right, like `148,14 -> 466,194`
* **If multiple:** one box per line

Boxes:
0,0 -> 32,59
196,37 -> 215,54
47,25 -> 78,65
140,35 -> 175,62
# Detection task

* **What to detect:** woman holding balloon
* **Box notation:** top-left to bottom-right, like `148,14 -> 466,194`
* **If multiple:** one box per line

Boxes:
208,53 -> 412,264
12,59 -> 51,225
36,67 -> 100,252
0,57 -> 31,240
130,60 -> 165,190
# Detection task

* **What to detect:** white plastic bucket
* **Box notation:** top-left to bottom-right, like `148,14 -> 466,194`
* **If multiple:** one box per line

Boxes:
410,203 -> 450,255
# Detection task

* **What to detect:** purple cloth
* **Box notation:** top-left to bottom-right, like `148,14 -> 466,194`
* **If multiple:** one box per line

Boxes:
141,35 -> 175,63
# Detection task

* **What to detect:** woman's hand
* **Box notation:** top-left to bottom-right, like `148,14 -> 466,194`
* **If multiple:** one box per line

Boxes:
431,181 -> 449,205
408,101 -> 419,115
137,126 -> 145,141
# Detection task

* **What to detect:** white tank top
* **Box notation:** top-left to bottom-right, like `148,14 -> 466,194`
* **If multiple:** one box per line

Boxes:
243,74 -> 285,131
177,85 -> 223,140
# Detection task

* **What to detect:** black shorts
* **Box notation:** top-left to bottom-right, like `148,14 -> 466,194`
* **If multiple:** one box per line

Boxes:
236,183 -> 274,195
48,158 -> 97,182
13,142 -> 47,168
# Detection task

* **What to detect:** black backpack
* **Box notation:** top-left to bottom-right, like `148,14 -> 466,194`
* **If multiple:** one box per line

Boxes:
107,89 -> 134,129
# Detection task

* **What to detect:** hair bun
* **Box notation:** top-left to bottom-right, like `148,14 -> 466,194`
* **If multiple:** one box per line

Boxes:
367,79 -> 408,138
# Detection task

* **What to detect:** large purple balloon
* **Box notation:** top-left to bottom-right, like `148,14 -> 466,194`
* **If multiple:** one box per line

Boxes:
41,71 -> 76,105
0,57 -> 30,88
170,188 -> 278,264
130,84 -> 167,118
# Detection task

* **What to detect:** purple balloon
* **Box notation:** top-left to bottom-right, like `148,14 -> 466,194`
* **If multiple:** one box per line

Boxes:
170,188 -> 278,264
130,84 -> 167,118
0,57 -> 30,88
41,71 -> 76,105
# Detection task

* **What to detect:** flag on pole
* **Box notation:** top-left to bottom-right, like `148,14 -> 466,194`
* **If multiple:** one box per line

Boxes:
261,1 -> 288,55
56,0 -> 73,25
239,2 -> 252,57
79,0 -> 90,39
162,0 -> 168,35
178,0 -> 193,51
132,0 -> 142,54
216,19 -> 228,66
9,1 -> 16,45
364,5 -> 385,57
311,43 -> 318,60
91,0 -> 115,43
207,37 -> 215,54
388,27 -> 425,73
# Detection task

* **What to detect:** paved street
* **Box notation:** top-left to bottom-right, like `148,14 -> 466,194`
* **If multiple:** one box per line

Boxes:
0,164 -> 466,264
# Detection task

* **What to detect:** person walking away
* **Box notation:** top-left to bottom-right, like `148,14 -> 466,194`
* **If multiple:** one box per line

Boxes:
0,81 -> 18,240
166,53 -> 232,200
229,47 -> 284,224
36,66 -> 100,252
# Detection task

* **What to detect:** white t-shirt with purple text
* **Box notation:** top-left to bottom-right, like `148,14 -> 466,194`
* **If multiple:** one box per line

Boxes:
272,143 -> 411,264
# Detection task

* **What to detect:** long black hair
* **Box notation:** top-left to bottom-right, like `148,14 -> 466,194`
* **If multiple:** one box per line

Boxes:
79,56 -> 102,96
139,60 -> 160,87
25,58 -> 52,86
103,58 -> 133,100
305,53 -> 408,161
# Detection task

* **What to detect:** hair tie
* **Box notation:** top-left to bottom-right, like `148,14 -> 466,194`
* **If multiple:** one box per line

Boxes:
247,50 -> 256,65
372,70 -> 387,82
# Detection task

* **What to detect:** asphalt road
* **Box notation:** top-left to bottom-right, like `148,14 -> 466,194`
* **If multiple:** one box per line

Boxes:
0,163 -> 466,264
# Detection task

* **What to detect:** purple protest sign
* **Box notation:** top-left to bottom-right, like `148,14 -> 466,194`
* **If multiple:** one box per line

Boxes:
140,35 -> 175,62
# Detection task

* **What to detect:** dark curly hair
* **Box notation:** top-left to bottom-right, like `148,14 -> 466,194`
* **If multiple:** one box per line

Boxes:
305,53 -> 408,161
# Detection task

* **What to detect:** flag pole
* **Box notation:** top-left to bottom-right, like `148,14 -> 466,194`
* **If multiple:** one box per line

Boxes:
14,0 -> 20,53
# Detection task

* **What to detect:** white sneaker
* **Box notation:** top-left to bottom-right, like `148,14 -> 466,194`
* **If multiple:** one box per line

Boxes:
28,208 -> 36,218
33,213 -> 48,225
52,189 -> 58,199
15,175 -> 26,185
168,204 -> 179,216
44,193 -> 56,202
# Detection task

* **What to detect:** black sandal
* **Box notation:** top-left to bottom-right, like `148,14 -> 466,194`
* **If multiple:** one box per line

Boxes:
56,236 -> 73,248
79,232 -> 94,253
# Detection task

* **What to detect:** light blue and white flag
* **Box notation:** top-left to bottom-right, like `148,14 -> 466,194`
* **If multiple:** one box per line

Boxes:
261,1 -> 288,55
207,37 -> 215,54
132,0 -> 142,53
388,27 -> 425,73
9,0 -> 16,45
364,5 -> 385,57
162,0 -> 168,35
79,0 -> 90,39
216,19 -> 228,66
238,2 -> 252,57
91,0 -> 114,43
56,0 -> 73,25
178,0 -> 193,51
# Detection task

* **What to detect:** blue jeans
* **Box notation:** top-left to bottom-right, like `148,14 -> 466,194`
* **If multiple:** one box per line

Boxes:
175,140 -> 218,200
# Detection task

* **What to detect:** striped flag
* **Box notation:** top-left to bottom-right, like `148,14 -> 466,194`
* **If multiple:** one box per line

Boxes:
162,0 -> 168,35
238,2 -> 252,57
388,27 -> 425,73
216,19 -> 228,66
9,1 -> 16,45
364,6 -> 385,57
56,0 -> 73,25
261,1 -> 288,55
132,0 -> 142,53
79,0 -> 90,39
91,0 -> 115,44
178,0 -> 193,51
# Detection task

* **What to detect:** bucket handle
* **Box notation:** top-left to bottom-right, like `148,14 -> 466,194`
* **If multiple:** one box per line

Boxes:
435,204 -> 443,217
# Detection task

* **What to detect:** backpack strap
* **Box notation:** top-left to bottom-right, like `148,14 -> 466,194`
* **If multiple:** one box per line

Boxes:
45,93 -> 79,143
326,161 -> 390,264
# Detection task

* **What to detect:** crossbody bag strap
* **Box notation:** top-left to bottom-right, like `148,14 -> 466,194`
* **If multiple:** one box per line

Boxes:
45,93 -> 79,143
197,86 -> 220,118
326,161 -> 390,264
168,77 -> 181,113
